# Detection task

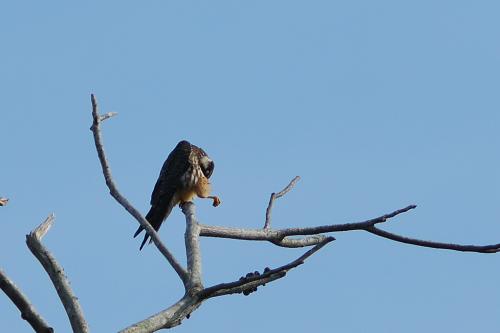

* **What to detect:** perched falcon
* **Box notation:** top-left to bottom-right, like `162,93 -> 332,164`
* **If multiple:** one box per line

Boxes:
134,140 -> 220,250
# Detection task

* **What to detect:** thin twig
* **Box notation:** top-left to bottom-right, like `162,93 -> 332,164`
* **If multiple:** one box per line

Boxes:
0,268 -> 53,333
366,226 -> 500,253
264,176 -> 300,229
275,176 -> 301,199
99,112 -> 118,122
264,193 -> 276,229
26,215 -> 89,333
90,94 -> 189,287
200,236 -> 335,299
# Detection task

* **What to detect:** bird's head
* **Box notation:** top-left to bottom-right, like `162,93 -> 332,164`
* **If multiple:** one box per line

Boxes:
200,155 -> 214,178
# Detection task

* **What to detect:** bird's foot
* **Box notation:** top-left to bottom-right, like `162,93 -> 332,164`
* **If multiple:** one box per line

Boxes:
210,196 -> 221,207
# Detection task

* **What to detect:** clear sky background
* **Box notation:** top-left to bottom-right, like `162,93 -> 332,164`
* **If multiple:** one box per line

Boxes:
1,1 -> 499,332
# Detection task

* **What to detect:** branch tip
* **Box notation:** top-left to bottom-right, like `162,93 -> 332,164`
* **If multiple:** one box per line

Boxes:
275,176 -> 300,199
29,214 -> 55,241
99,112 -> 118,122
367,226 -> 500,253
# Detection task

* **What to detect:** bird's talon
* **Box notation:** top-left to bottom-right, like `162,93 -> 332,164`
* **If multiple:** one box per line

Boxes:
212,196 -> 221,207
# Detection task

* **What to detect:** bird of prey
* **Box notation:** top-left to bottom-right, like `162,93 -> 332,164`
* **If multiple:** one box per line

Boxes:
134,140 -> 221,250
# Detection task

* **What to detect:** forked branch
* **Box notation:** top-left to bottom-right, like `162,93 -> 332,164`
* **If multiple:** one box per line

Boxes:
119,231 -> 334,333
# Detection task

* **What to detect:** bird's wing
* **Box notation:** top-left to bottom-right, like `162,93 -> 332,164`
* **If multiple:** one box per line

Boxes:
150,140 -> 192,206
134,141 -> 193,249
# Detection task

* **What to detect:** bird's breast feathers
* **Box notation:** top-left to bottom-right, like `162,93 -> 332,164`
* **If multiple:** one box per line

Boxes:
177,164 -> 212,203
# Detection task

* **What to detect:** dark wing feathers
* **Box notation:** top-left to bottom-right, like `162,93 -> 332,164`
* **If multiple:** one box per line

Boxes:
134,140 -> 192,250
150,140 -> 192,206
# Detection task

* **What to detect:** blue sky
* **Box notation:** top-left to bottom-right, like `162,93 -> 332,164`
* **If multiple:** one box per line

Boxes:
1,1 -> 499,332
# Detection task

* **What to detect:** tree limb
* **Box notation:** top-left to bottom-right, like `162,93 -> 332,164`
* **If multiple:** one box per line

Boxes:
120,202 -> 335,332
200,205 -> 415,241
366,226 -> 500,253
119,294 -> 203,333
121,231 -> 334,333
199,236 -> 335,299
200,202 -> 500,254
272,235 -> 330,248
279,204 -> 417,236
26,215 -> 89,333
90,94 -> 189,287
0,268 -> 53,333
181,202 -> 203,292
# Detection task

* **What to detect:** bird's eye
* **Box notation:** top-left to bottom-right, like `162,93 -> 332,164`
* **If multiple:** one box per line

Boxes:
202,161 -> 214,178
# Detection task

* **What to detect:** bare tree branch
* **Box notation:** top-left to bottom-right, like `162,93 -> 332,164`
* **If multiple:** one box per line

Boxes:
201,203 -> 500,253
279,204 -> 418,236
26,215 -> 89,333
366,226 -> 500,253
90,94 -> 189,287
0,268 -> 53,333
200,204 -> 416,241
121,229 -> 334,333
264,176 -> 300,229
201,224 -> 332,248
200,236 -> 335,299
181,202 -> 203,292
120,202 -> 335,332
0,196 -> 52,333
119,294 -> 203,333
272,235 -> 330,248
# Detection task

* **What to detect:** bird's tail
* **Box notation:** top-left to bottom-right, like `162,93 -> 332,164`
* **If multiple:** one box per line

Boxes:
134,203 -> 174,250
